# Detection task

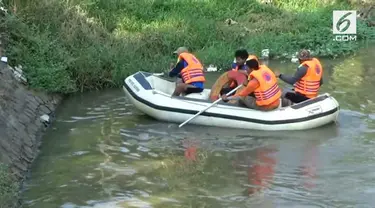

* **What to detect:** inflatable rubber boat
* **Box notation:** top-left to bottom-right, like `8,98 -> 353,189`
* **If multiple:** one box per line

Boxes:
122,71 -> 340,131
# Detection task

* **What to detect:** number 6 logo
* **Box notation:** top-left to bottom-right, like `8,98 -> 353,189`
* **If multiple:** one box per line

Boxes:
336,12 -> 351,33
315,65 -> 321,75
333,10 -> 357,35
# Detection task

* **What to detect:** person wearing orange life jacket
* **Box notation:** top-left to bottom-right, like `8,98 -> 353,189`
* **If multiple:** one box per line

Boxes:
222,57 -> 281,111
168,47 -> 206,96
274,49 -> 323,104
220,49 -> 258,95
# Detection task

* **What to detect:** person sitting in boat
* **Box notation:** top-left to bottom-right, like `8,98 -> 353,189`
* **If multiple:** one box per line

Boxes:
221,57 -> 281,111
274,49 -> 323,103
168,47 -> 206,96
220,49 -> 259,95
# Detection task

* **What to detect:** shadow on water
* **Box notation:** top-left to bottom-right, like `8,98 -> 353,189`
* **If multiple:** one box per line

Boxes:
21,45 -> 375,208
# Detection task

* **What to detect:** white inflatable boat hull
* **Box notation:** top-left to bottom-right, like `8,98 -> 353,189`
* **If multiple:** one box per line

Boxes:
123,72 -> 340,131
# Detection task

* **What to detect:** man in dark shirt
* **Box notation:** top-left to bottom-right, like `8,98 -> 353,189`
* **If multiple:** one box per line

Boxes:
168,47 -> 204,96
229,49 -> 250,73
220,49 -> 250,95
274,50 -> 323,104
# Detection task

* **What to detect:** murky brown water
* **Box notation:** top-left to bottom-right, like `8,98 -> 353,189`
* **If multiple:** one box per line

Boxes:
22,45 -> 375,208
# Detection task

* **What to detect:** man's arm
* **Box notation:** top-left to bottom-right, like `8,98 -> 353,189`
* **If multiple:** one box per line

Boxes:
169,60 -> 185,77
234,78 -> 260,97
279,65 -> 308,85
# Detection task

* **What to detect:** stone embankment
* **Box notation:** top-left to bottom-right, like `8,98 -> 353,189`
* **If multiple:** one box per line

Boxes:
0,62 -> 61,179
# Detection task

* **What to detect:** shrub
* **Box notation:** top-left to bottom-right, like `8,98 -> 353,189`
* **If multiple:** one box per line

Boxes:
1,0 -> 374,93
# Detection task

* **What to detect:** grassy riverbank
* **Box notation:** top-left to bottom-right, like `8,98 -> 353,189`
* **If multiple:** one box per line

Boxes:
1,0 -> 374,93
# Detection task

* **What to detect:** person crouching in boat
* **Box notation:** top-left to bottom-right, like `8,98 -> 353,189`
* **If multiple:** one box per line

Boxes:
221,58 -> 281,111
220,49 -> 258,95
168,47 -> 206,96
274,49 -> 323,104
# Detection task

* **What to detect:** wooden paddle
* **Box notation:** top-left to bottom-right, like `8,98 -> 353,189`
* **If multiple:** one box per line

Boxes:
178,84 -> 243,128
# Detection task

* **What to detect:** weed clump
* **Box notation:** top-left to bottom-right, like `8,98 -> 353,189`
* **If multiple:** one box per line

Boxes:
0,164 -> 19,208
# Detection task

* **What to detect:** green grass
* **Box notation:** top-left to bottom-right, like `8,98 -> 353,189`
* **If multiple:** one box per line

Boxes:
0,164 -> 19,208
1,0 -> 374,93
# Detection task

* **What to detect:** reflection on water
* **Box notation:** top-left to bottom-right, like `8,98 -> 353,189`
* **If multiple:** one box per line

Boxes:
22,46 -> 375,208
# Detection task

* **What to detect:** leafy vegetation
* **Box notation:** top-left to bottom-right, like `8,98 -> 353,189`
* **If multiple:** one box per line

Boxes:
0,164 -> 19,208
1,0 -> 374,93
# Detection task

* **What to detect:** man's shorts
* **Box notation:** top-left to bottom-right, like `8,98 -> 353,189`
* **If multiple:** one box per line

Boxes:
238,96 -> 278,111
185,87 -> 203,95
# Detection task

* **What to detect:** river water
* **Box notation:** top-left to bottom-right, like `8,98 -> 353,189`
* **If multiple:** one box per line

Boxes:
23,46 -> 375,208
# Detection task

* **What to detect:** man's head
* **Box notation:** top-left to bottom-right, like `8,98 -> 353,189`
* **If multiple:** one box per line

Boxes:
297,49 -> 312,63
173,46 -> 189,55
234,49 -> 249,66
245,57 -> 260,73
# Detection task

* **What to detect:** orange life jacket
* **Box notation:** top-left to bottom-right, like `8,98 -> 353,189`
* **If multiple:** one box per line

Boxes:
178,52 -> 206,84
248,148 -> 276,195
249,65 -> 281,106
229,55 -> 259,88
294,58 -> 323,98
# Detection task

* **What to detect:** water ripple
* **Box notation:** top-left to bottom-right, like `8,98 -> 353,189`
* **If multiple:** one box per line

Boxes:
22,87 -> 375,208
